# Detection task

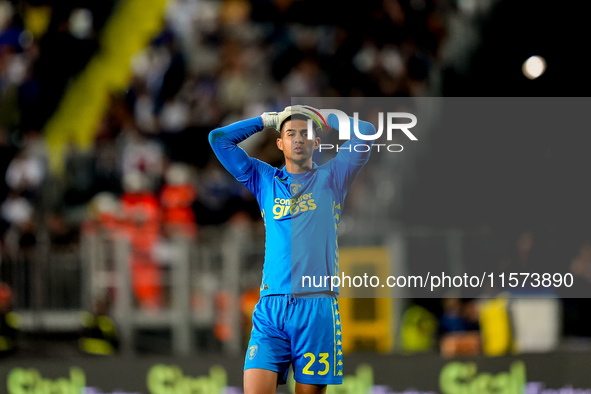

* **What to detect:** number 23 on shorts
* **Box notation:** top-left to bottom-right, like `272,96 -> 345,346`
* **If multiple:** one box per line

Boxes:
302,353 -> 330,375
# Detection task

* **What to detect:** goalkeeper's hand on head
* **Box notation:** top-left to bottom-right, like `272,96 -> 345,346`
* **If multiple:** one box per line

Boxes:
261,105 -> 323,132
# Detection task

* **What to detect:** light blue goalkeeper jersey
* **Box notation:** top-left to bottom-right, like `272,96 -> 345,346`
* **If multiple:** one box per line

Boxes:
209,114 -> 374,296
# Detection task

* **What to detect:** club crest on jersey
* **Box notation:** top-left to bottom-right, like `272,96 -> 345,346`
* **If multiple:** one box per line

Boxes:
248,345 -> 258,360
290,183 -> 302,195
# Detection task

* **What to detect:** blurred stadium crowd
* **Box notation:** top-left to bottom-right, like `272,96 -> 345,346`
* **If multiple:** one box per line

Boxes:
0,0 -> 448,242
0,0 -> 590,359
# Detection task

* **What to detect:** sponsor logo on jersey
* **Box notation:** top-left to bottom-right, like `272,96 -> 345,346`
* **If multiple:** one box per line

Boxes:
272,193 -> 317,219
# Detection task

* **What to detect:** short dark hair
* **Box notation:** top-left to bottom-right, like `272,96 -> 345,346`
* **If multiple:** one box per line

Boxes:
280,114 -> 321,135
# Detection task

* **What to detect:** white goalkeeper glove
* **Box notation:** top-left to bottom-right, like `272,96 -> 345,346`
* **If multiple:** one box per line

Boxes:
261,105 -> 325,132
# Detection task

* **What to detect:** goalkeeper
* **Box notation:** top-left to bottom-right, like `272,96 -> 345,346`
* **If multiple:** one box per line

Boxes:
209,106 -> 375,394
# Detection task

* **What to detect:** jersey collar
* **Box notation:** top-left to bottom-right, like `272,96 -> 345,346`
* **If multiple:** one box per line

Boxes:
278,162 -> 318,181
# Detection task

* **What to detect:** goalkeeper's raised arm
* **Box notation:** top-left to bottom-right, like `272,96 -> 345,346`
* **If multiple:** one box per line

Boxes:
208,106 -> 310,181
208,116 -> 264,182
324,112 -> 376,192
328,112 -> 376,165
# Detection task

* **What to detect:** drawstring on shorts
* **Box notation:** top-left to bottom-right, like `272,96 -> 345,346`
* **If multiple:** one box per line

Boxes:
282,294 -> 297,329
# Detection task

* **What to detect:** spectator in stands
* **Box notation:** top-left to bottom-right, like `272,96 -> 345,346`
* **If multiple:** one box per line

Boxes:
439,297 -> 465,335
570,240 -> 591,283
439,298 -> 481,357
160,163 -> 197,238
499,231 -> 535,271
120,171 -> 162,310
0,191 -> 33,231
5,148 -> 45,200
119,129 -> 165,192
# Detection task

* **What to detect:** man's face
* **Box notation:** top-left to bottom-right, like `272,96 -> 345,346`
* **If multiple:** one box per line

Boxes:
277,119 -> 320,164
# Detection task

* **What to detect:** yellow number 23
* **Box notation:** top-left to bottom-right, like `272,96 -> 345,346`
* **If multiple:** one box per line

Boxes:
302,353 -> 330,376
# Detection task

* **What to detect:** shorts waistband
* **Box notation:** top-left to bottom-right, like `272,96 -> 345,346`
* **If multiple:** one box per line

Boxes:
265,291 -> 338,299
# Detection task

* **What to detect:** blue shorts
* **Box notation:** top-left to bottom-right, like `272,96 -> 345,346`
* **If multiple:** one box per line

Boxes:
244,294 -> 343,385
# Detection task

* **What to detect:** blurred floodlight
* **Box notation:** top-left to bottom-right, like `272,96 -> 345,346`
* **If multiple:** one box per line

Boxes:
522,55 -> 546,80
